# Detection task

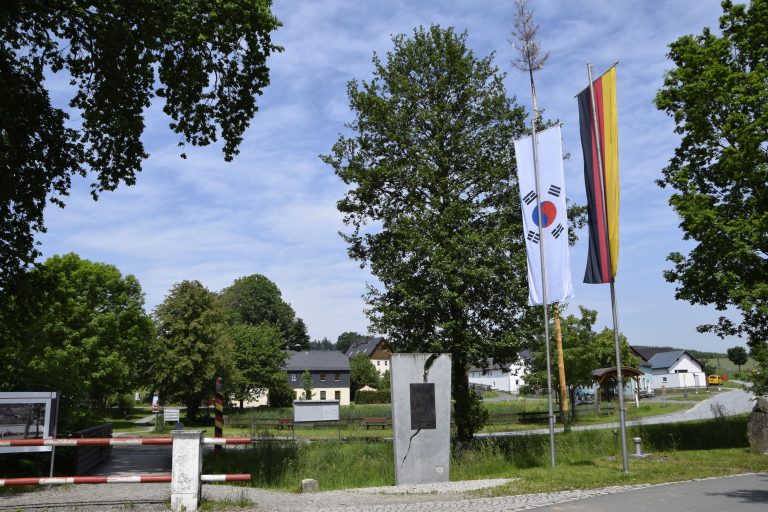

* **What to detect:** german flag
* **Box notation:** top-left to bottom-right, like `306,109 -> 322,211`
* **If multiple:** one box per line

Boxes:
577,66 -> 619,284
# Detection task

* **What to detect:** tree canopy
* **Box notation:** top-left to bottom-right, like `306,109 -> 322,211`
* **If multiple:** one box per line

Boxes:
228,322 -> 288,406
349,354 -> 380,394
220,274 -> 310,350
526,306 -> 636,409
727,345 -> 749,373
654,0 -> 767,347
0,1 -> 281,285
148,280 -> 236,420
0,253 -> 153,431
323,26 -> 563,440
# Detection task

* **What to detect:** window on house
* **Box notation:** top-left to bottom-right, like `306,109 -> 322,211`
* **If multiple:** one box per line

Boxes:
377,360 -> 380,366
334,373 -> 340,381
335,391 -> 340,400
320,391 -> 326,400
662,377 -> 667,383
291,373 -> 297,382
320,373 -> 326,382
384,360 -> 388,366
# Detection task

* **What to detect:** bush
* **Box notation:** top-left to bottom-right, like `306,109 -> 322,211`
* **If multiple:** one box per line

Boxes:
354,390 -> 391,404
268,380 -> 295,408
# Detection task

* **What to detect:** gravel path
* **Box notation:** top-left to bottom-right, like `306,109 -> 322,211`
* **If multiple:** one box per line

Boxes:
3,474 -> 764,511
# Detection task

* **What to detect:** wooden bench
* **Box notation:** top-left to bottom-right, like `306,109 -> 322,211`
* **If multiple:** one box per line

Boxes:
361,417 -> 391,429
516,411 -> 557,423
277,418 -> 293,430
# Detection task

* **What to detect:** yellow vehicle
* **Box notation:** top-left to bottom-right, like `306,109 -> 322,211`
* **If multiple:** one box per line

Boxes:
707,375 -> 723,385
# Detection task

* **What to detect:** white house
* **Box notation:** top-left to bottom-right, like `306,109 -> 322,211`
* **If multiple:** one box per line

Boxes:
646,350 -> 706,390
468,351 -> 531,394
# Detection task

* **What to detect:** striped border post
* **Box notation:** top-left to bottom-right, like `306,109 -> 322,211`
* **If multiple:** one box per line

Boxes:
0,474 -> 250,487
215,377 -> 224,455
0,437 -> 251,448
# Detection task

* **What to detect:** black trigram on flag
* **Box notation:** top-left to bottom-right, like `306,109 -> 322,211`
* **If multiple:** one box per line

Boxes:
527,230 -> 540,244
548,184 -> 561,197
523,190 -> 537,205
552,223 -> 564,239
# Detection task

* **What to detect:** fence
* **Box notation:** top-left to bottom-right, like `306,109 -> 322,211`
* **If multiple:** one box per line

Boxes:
0,432 -> 251,512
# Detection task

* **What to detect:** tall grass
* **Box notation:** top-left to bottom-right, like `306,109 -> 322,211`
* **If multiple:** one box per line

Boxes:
205,415 -> 750,491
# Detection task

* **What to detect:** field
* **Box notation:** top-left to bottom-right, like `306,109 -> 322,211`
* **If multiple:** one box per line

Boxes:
200,415 -> 767,493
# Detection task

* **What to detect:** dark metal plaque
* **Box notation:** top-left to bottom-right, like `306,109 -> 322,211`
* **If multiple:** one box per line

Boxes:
410,383 -> 436,429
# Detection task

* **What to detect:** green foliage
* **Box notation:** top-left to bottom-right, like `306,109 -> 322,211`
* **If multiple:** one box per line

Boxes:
322,25 -> 572,441
349,354 -> 379,393
527,306 -> 637,405
220,274 -> 310,350
0,1 -> 281,285
726,346 -> 749,373
335,332 -> 369,354
267,377 -> 295,408
0,253 -> 153,431
749,343 -> 768,395
301,369 -> 313,400
309,337 -> 336,350
654,0 -> 767,347
229,322 -> 287,404
354,390 -> 391,404
379,369 -> 391,391
147,280 -> 236,420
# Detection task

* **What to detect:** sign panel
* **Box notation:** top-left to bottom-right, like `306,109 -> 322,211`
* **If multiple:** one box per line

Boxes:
293,400 -> 340,422
0,392 -> 59,454
163,408 -> 180,423
410,383 -> 436,429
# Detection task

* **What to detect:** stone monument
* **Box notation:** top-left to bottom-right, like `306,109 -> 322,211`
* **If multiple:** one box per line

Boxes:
747,396 -> 768,455
390,353 -> 451,485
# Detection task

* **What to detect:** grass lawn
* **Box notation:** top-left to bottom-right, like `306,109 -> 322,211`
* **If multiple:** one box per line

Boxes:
200,415 -> 762,493
471,448 -> 768,497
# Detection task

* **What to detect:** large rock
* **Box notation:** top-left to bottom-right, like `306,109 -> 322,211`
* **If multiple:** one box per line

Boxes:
747,397 -> 768,455
301,478 -> 319,493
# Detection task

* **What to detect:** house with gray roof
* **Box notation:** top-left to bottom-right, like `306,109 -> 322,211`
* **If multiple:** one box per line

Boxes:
467,351 -> 532,394
345,337 -> 391,376
285,350 -> 351,405
644,350 -> 706,390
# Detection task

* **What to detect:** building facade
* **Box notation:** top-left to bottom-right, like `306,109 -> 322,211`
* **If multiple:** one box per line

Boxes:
285,350 -> 351,405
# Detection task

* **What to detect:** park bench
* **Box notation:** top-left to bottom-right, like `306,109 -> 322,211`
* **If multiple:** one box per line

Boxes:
277,418 -> 293,429
361,417 -> 391,429
516,411 -> 557,423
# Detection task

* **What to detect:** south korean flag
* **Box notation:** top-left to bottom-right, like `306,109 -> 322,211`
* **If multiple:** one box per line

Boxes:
513,124 -> 574,306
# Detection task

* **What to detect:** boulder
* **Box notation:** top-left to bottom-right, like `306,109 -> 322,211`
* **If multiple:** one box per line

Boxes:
301,478 -> 319,493
747,397 -> 768,454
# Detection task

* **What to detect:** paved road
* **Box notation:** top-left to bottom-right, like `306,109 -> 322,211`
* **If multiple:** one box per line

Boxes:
530,473 -> 768,512
478,387 -> 755,438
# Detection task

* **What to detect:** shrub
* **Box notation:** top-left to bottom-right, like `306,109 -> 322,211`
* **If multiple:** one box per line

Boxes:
354,390 -> 391,404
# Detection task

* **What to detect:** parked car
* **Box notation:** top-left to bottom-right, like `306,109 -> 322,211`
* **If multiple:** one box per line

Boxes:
707,375 -> 723,385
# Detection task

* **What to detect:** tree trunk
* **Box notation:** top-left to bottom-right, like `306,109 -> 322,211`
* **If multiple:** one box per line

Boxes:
186,399 -> 199,421
452,356 -> 472,443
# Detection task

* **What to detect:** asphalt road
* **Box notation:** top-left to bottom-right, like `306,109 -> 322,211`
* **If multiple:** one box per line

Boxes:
530,473 -> 768,512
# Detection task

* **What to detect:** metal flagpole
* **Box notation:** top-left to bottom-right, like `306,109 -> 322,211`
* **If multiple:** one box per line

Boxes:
527,59 -> 557,470
587,63 -> 629,473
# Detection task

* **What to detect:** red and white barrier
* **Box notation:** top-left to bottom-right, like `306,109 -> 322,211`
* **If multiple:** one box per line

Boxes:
0,473 -> 251,487
0,437 -> 251,447
1,432 -> 252,510
0,474 -> 172,486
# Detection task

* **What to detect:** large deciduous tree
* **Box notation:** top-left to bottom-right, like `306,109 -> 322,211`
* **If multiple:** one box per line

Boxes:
229,322 -> 287,408
727,345 -> 748,374
0,1 -> 281,285
0,253 -> 153,431
149,280 -> 236,420
220,274 -> 310,350
654,0 -> 767,348
323,26 -> 545,441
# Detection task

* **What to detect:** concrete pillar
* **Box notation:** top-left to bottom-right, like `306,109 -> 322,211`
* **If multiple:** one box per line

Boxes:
171,430 -> 203,512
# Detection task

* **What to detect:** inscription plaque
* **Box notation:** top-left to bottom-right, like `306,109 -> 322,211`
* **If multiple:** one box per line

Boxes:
410,383 -> 436,429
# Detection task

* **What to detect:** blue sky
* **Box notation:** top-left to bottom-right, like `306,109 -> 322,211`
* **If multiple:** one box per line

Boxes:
38,0 -> 746,353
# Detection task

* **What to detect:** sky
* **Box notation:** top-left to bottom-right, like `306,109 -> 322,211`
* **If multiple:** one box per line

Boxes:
38,0 -> 747,353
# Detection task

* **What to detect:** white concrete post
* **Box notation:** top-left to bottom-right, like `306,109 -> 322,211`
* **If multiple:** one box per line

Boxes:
171,430 -> 203,512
